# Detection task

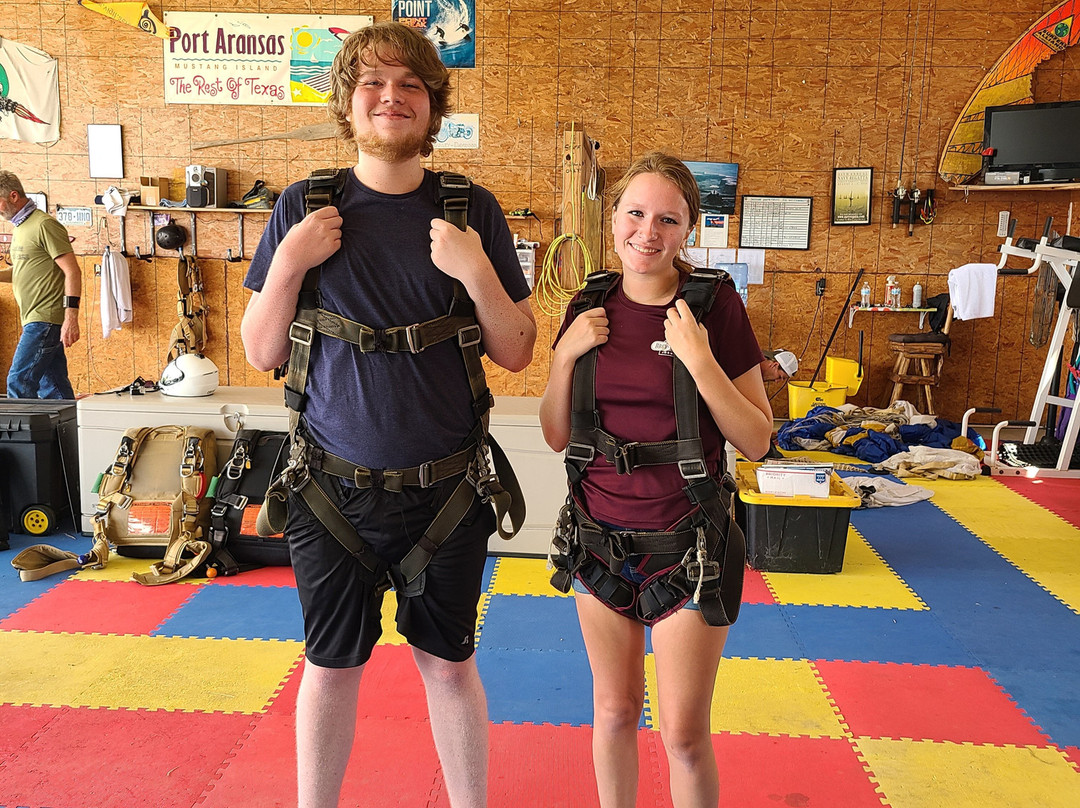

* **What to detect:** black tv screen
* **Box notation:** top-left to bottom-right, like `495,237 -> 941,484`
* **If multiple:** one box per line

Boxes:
983,101 -> 1080,180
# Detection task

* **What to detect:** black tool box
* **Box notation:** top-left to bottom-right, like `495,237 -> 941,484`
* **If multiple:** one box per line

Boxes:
0,399 -> 80,537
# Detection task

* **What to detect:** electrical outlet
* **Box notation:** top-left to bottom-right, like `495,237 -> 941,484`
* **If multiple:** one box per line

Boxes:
997,210 -> 1010,238
815,278 -> 826,296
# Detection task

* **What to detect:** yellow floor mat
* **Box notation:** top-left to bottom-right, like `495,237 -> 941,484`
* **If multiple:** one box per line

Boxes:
856,737 -> 1080,808
490,556 -> 571,598
763,526 -> 926,610
644,655 -> 848,738
0,631 -> 301,712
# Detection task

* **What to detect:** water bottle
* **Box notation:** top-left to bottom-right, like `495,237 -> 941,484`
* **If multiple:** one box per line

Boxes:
912,281 -> 924,308
885,275 -> 900,308
860,282 -> 872,308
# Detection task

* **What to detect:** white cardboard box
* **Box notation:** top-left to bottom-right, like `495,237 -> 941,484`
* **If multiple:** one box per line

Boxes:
755,464 -> 832,498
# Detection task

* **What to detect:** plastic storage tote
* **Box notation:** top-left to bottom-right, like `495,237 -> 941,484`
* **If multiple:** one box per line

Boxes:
735,462 -> 859,573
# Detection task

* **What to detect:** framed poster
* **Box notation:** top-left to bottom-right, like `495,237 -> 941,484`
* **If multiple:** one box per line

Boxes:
684,161 -> 739,215
738,195 -> 812,250
832,167 -> 873,226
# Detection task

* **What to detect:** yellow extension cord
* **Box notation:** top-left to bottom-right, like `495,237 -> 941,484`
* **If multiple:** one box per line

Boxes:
534,232 -> 593,317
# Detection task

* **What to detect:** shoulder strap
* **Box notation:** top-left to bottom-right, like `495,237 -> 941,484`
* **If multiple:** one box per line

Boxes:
571,270 -> 619,317
435,171 -> 471,231
305,168 -> 350,215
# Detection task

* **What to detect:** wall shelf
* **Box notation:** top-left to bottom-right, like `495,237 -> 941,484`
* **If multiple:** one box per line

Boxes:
126,205 -> 273,214
951,182 -> 1080,198
848,305 -> 936,329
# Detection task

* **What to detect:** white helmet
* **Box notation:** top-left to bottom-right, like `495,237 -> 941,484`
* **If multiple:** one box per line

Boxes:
159,353 -> 219,397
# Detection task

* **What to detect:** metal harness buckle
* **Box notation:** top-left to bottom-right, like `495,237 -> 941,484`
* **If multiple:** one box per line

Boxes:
612,442 -> 638,475
678,459 -> 709,480
289,321 -> 314,347
458,324 -> 482,348
565,443 -> 595,464
404,323 -> 423,354
684,527 -> 720,604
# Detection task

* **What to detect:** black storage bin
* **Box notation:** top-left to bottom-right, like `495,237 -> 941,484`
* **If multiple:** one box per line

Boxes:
0,399 -> 79,535
735,462 -> 858,574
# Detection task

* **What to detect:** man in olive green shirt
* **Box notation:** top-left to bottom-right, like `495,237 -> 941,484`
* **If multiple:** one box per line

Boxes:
0,171 -> 80,399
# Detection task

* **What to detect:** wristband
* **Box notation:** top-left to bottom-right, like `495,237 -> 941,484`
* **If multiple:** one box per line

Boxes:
64,296 -> 80,309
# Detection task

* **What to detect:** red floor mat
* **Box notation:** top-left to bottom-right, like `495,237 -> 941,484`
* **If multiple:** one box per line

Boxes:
0,706 -> 257,808
713,733 -> 884,807
266,646 -> 430,722
198,712 -> 444,808
0,578 -> 195,635
815,660 -> 1051,746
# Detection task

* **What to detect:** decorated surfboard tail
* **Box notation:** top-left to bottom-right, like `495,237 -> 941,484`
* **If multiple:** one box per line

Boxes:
938,0 -> 1080,184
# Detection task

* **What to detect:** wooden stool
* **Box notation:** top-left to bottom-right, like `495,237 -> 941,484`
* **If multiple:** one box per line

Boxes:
886,333 -> 950,414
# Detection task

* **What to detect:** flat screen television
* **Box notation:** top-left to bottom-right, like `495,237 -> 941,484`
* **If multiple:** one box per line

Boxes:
982,100 -> 1080,183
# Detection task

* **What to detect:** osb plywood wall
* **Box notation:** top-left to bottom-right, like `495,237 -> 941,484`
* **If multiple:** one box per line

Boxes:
1,0 -> 1078,422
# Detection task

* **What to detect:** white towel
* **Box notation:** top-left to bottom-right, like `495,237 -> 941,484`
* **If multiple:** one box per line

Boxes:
100,247 -> 133,338
948,262 -> 997,320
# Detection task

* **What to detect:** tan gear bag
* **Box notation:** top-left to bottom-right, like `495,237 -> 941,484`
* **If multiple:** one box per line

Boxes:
92,425 -> 218,585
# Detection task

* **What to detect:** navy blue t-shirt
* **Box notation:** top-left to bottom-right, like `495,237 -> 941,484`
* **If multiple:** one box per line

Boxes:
245,169 -> 530,469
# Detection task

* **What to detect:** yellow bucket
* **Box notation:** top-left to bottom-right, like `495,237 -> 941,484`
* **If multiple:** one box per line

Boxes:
825,356 -> 863,395
787,381 -> 848,419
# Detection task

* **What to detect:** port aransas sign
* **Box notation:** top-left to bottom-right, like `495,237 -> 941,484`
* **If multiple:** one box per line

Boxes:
163,12 -> 372,106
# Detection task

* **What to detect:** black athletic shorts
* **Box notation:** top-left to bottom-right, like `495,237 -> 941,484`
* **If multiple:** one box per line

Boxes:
286,473 -> 495,668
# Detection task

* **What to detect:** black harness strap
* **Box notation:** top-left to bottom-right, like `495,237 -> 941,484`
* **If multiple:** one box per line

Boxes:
554,268 -> 745,627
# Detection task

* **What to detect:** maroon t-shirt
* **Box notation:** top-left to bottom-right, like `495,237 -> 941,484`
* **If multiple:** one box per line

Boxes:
556,276 -> 764,530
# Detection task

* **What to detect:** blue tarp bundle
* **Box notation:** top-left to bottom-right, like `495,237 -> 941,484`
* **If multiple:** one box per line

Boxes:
776,405 -> 985,463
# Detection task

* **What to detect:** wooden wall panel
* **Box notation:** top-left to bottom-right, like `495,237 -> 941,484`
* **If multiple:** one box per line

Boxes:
1,0 -> 1078,425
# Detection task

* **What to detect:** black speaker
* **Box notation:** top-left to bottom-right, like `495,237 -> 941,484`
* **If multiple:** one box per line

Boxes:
186,184 -> 209,208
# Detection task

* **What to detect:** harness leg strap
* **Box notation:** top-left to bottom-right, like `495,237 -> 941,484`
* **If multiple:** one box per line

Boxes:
397,474 -> 478,584
297,473 -> 388,588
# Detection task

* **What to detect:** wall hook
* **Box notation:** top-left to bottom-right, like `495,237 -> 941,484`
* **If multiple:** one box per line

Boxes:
226,213 -> 244,262
118,216 -> 129,257
188,212 -> 198,258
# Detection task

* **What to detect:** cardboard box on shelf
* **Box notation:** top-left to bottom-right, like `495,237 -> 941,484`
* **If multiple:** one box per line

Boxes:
139,176 -> 169,207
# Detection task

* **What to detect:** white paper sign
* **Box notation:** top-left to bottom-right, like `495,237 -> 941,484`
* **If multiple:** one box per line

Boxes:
163,13 -> 372,106
434,114 -> 479,149
699,213 -> 729,248
737,248 -> 766,285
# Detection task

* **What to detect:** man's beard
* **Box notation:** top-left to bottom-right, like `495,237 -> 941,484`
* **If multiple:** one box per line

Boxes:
353,126 -> 428,163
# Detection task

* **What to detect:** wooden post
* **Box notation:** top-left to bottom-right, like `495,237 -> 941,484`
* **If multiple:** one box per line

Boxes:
559,127 -> 605,288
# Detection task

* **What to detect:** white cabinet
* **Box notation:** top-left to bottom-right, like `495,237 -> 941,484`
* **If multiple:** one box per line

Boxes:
76,390 -> 563,557
488,397 -> 565,557
76,387 -> 289,534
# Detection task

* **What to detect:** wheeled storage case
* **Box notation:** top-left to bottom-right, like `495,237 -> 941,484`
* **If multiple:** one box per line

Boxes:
0,399 -> 79,536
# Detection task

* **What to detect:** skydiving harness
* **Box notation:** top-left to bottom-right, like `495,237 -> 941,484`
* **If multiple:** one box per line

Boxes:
260,168 -> 525,595
168,255 -> 208,359
548,269 -> 746,627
